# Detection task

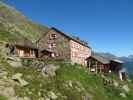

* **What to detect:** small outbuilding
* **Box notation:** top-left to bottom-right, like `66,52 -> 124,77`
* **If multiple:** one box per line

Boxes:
86,54 -> 125,80
86,54 -> 110,73
6,35 -> 38,58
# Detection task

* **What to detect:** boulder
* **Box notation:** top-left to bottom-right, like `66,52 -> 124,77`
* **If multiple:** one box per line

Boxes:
75,81 -> 85,91
0,43 -> 9,60
113,81 -> 119,87
7,56 -> 22,67
41,64 -> 60,77
30,60 -> 45,69
23,97 -> 30,100
68,80 -> 73,88
47,91 -> 58,100
11,96 -> 31,100
120,93 -> 126,98
82,93 -> 92,100
0,67 -> 8,77
122,85 -> 130,92
12,73 -> 29,86
38,97 -> 46,100
0,86 -> 15,97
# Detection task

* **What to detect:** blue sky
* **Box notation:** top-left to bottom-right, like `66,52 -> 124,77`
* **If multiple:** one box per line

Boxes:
5,0 -> 133,56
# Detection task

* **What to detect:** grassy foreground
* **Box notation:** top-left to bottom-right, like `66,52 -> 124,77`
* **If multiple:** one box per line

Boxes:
0,58 -> 133,100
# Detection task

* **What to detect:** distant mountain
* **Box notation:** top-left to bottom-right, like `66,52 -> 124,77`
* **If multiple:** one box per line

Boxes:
128,55 -> 133,59
0,1 -> 49,42
119,56 -> 133,76
119,55 -> 133,62
94,52 -> 117,59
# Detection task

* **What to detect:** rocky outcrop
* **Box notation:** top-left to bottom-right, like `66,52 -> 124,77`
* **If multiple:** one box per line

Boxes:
47,91 -> 58,100
12,73 -> 29,86
0,87 -> 15,97
120,92 -> 127,98
64,80 -> 92,100
41,64 -> 60,77
122,85 -> 130,93
7,56 -> 22,67
0,66 -> 8,78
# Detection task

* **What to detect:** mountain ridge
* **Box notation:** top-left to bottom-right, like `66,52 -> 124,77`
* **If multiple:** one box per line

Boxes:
0,1 -> 49,42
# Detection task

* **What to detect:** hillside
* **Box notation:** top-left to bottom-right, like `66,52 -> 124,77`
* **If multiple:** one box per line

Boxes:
0,42 -> 132,100
0,48 -> 133,100
0,1 -> 49,42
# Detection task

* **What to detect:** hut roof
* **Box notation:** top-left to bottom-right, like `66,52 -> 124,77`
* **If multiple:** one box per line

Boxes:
14,33 -> 37,49
110,59 -> 124,64
87,53 -> 124,65
87,54 -> 110,64
51,27 -> 91,48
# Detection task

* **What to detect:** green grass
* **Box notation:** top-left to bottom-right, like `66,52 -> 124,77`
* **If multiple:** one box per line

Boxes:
0,58 -> 133,100
0,95 -> 8,100
0,31 -> 17,42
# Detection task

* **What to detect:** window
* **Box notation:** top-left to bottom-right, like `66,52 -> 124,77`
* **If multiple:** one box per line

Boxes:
72,52 -> 75,57
51,52 -> 58,57
50,34 -> 57,39
48,44 -> 52,49
51,53 -> 55,57
51,43 -> 56,48
48,43 -> 56,48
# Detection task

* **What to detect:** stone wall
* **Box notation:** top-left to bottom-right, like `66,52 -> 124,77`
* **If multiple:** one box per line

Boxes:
70,40 -> 91,66
37,29 -> 71,60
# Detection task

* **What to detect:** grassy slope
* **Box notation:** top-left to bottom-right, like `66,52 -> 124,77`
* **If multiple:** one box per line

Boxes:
0,96 -> 8,100
0,58 -> 133,100
0,1 -> 49,42
0,30 -> 17,42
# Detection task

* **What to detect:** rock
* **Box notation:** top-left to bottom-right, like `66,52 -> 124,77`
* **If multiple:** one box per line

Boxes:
120,93 -> 126,98
122,85 -> 130,92
61,95 -> 67,99
0,43 -> 9,60
0,86 -> 15,97
7,56 -> 22,67
23,97 -> 30,100
38,97 -> 45,100
75,86 -> 82,92
68,80 -> 73,87
10,97 -> 17,100
75,81 -> 85,91
12,73 -> 29,86
0,80 -> 10,86
0,67 -> 8,77
41,64 -> 60,77
82,93 -> 92,100
12,73 -> 22,80
30,60 -> 45,69
113,81 -> 119,87
45,97 -> 50,100
47,91 -> 58,100
12,96 -> 30,100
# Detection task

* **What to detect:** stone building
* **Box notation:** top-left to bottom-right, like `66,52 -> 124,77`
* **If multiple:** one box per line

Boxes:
37,27 -> 91,66
6,36 -> 38,58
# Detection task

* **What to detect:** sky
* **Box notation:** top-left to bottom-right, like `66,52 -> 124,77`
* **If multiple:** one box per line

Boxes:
4,0 -> 133,57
